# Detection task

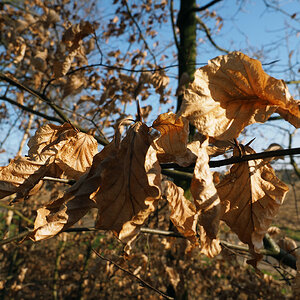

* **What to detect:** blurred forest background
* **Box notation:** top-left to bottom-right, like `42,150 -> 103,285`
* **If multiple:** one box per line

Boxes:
0,0 -> 299,299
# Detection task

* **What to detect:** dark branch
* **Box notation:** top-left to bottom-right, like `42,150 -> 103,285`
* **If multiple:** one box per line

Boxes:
0,73 -> 69,123
161,147 -> 300,172
197,17 -> 229,53
0,95 -> 62,123
92,249 -> 174,300
0,73 -> 109,146
192,0 -> 223,12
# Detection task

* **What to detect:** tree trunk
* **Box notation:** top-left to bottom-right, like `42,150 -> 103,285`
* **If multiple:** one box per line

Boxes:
176,0 -> 197,112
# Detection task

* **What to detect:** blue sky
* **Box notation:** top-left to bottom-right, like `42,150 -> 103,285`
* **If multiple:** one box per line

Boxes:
0,0 -> 299,167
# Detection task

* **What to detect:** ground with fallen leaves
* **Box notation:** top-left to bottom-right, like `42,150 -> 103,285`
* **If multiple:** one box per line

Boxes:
0,176 -> 298,299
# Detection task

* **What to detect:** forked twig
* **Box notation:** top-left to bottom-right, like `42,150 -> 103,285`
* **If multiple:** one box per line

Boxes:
92,249 -> 174,300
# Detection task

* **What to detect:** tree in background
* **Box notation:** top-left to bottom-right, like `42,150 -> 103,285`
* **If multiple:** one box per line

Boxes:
0,0 -> 299,299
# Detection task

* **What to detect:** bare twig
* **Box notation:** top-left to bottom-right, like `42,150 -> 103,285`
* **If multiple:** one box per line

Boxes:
0,73 -> 69,124
124,1 -> 157,65
42,176 -> 75,185
0,203 -> 33,225
0,95 -> 62,123
92,249 -> 174,300
191,0 -> 223,12
53,240 -> 66,300
0,229 -> 31,246
0,94 -> 109,146
170,0 -> 180,51
16,109 -> 35,157
161,146 -> 300,173
285,80 -> 300,84
289,130 -> 300,180
197,17 -> 229,53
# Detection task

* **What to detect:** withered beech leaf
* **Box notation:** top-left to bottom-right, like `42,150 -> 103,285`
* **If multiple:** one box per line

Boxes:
0,123 -> 97,201
190,138 -> 221,257
30,121 -> 161,251
162,179 -> 198,244
94,122 -> 161,249
62,21 -> 94,52
29,189 -> 96,241
28,123 -> 98,179
0,156 -> 54,200
178,51 -> 300,141
29,142 -> 116,241
216,145 -> 289,266
152,112 -> 197,166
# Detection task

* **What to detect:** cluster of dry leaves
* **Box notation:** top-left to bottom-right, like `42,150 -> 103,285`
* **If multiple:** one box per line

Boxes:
0,0 -> 172,133
0,52 -> 299,277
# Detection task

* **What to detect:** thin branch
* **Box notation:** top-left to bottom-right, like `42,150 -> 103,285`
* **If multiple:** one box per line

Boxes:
0,73 -> 69,123
42,176 -> 75,185
161,147 -> 300,173
192,0 -> 223,12
16,109 -> 35,157
285,80 -> 300,84
124,1 -> 157,65
0,94 -> 108,145
0,203 -> 33,225
0,95 -> 62,123
170,0 -> 180,51
62,227 -> 296,270
92,249 -> 174,300
197,17 -> 229,53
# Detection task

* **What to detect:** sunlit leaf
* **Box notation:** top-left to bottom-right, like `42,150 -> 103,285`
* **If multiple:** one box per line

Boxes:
152,112 -> 196,166
190,138 -> 221,257
28,123 -> 98,179
0,123 -> 97,201
29,121 -> 161,251
162,179 -> 198,244
216,145 -> 289,266
178,51 -> 300,141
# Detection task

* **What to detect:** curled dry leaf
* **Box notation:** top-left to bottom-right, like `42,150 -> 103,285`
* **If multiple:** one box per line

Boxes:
0,123 -> 97,201
52,21 -> 93,78
190,138 -> 221,257
216,145 -> 289,266
30,121 -> 161,252
28,123 -> 98,179
63,74 -> 86,98
178,51 -> 300,141
52,49 -> 78,78
162,179 -> 198,244
263,143 -> 284,162
32,49 -> 48,72
62,21 -> 94,52
13,37 -> 26,64
152,112 -> 197,166
0,157 -> 54,200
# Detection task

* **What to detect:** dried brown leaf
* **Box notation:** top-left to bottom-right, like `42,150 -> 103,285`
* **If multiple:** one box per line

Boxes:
216,145 -> 289,265
162,179 -> 198,244
62,21 -> 94,52
32,49 -> 48,72
28,123 -> 98,179
63,74 -> 86,98
178,51 -> 300,141
30,121 -> 161,251
0,123 -> 97,201
190,138 -> 221,257
152,112 -> 197,166
53,49 -> 78,78
0,156 -> 54,200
